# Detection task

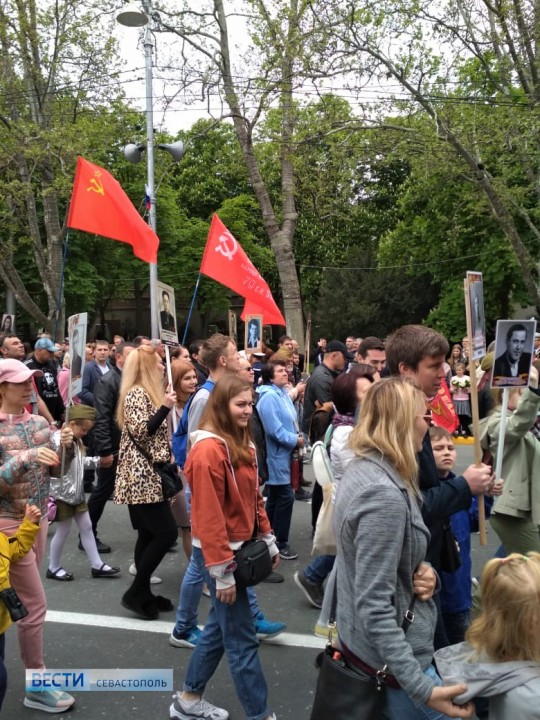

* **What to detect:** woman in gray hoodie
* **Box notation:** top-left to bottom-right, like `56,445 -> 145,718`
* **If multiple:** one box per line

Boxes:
333,378 -> 473,719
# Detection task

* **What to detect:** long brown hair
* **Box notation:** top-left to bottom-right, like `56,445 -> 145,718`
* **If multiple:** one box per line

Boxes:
467,553 -> 540,662
198,375 -> 254,467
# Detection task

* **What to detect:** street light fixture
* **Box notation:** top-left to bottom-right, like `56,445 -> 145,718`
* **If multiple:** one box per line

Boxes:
117,0 -> 160,338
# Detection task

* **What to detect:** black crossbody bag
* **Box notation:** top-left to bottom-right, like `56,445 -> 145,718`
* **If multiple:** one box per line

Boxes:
127,429 -> 182,500
227,460 -> 272,588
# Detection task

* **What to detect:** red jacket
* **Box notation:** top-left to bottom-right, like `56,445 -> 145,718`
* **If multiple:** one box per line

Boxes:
185,431 -> 273,568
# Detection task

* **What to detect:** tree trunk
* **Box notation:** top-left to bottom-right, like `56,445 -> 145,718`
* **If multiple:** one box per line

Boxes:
213,0 -> 304,340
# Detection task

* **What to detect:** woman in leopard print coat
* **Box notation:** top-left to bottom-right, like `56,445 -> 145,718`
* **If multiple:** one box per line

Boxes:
115,345 -> 178,620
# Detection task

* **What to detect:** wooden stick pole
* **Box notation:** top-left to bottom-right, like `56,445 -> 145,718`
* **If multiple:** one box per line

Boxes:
494,388 -> 509,484
464,279 -> 487,545
164,344 -> 176,433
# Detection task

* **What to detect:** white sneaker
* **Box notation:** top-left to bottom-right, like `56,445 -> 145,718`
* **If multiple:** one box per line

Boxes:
170,693 -> 229,719
24,689 -> 75,713
128,562 -> 162,585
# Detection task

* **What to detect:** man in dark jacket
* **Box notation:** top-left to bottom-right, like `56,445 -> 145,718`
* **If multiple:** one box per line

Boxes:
79,339 -> 110,406
85,342 -> 135,552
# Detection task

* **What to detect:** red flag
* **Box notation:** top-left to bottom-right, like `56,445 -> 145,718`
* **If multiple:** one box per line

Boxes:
200,215 -> 285,325
66,157 -> 159,264
241,298 -> 285,326
429,379 -> 458,433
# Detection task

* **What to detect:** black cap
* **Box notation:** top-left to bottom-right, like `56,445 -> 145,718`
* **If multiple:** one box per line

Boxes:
326,340 -> 348,356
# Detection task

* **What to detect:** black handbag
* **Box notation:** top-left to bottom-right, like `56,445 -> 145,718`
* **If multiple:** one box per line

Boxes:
310,578 -> 417,720
127,430 -> 182,500
234,538 -> 272,588
153,462 -> 183,500
440,522 -> 461,573
311,644 -> 385,720
229,458 -> 272,588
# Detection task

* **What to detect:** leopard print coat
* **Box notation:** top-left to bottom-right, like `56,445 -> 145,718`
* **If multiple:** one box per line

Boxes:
114,386 -> 170,505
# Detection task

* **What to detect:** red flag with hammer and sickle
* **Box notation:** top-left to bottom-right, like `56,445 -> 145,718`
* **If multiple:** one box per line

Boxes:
67,157 -> 159,264
200,214 -> 285,325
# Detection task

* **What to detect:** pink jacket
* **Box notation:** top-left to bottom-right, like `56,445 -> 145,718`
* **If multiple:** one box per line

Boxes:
0,411 -> 57,519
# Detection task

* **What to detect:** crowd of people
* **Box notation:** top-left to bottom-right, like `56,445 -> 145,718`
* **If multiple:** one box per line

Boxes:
0,323 -> 539,718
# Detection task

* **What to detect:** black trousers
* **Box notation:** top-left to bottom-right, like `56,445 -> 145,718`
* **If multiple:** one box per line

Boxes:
127,501 -> 177,598
87,462 -> 117,536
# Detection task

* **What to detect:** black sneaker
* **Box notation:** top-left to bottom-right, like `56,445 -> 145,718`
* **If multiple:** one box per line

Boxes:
294,570 -> 324,608
278,544 -> 298,560
295,488 -> 312,501
261,571 -> 285,583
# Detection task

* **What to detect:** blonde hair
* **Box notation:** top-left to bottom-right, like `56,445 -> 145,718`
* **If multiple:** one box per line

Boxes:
467,553 -> 540,662
349,377 -> 424,494
116,345 -> 164,427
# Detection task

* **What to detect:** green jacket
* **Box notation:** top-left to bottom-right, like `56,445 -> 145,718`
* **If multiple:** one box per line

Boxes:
480,388 -> 540,524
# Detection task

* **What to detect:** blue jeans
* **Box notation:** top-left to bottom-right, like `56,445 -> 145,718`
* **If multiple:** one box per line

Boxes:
174,543 -> 259,634
383,664 -> 453,719
183,547 -> 270,720
305,554 -> 335,584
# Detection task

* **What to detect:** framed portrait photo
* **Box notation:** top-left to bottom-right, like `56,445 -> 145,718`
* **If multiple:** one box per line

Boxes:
465,271 -> 487,361
244,314 -> 263,354
491,319 -> 536,388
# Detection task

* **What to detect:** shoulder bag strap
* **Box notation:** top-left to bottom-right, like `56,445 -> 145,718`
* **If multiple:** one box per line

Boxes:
126,428 -> 154,465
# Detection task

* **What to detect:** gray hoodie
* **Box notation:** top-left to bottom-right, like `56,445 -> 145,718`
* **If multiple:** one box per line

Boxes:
435,642 -> 540,719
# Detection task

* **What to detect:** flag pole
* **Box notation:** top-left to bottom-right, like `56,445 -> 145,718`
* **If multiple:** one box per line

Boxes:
53,232 -> 69,342
182,273 -> 201,346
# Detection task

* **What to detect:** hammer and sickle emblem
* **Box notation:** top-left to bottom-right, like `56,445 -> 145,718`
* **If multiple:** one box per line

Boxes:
87,172 -> 105,196
215,232 -> 238,261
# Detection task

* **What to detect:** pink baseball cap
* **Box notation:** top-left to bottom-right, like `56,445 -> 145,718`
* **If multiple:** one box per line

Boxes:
0,359 -> 43,384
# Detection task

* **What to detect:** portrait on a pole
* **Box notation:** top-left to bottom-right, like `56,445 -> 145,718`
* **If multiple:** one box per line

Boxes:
157,281 -> 179,344
68,312 -> 88,398
228,310 -> 238,344
0,314 -> 15,334
244,314 -> 263,353
491,319 -> 536,388
465,271 -> 486,361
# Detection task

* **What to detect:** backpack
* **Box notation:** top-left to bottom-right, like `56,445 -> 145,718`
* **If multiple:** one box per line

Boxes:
172,380 -> 215,468
311,424 -> 334,487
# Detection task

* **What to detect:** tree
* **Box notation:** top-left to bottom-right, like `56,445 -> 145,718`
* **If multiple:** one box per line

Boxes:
378,118 -> 526,339
320,0 -> 540,312
156,0 -> 348,340
0,0 -> 125,336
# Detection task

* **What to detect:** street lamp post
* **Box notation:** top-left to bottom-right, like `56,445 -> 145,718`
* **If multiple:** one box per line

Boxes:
117,1 -> 159,339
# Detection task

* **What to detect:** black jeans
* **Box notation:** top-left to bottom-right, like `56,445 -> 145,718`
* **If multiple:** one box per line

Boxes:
127,501 -> 177,598
265,484 -> 294,548
87,462 -> 117,536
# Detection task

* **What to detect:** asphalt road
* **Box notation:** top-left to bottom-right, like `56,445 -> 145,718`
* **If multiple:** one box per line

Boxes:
3,443 -> 498,719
